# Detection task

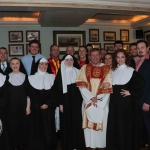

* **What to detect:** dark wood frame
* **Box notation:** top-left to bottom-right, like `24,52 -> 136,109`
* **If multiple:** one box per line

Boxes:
26,30 -> 40,42
103,31 -> 116,41
120,29 -> 129,42
90,43 -> 101,50
123,43 -> 130,53
89,29 -> 99,42
144,30 -> 150,46
9,31 -> 23,42
104,43 -> 114,53
9,44 -> 24,56
53,31 -> 86,47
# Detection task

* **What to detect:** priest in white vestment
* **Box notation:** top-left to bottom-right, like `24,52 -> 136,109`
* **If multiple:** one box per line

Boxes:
76,48 -> 112,149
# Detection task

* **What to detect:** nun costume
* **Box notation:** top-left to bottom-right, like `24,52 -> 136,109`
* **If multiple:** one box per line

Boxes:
6,58 -> 30,150
28,58 -> 57,150
106,63 -> 145,150
0,73 -> 9,149
53,55 -> 85,150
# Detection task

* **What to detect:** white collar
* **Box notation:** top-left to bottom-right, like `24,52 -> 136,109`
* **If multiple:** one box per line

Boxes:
9,72 -> 25,86
28,70 -> 55,90
112,64 -> 134,85
61,58 -> 79,94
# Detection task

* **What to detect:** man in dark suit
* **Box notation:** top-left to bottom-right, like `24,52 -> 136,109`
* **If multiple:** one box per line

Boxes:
0,47 -> 12,75
137,40 -> 150,149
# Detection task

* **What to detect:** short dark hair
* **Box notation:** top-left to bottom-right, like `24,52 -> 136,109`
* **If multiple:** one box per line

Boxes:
137,40 -> 148,47
0,47 -> 7,53
90,48 -> 100,55
114,40 -> 123,46
86,43 -> 93,48
130,42 -> 137,48
29,40 -> 41,48
50,44 -> 58,51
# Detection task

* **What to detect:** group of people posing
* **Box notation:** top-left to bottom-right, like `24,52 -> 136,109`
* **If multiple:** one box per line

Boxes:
0,39 -> 149,150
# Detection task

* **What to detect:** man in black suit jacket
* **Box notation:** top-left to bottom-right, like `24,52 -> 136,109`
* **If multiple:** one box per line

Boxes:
137,40 -> 150,149
0,47 -> 12,75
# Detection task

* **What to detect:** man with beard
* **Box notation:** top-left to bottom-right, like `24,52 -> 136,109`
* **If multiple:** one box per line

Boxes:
129,42 -> 140,69
136,40 -> 150,149
114,40 -> 123,51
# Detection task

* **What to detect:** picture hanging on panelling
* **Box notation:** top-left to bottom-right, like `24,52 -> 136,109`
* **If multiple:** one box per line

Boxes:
103,31 -> 116,41
120,29 -> 129,42
9,44 -> 24,56
123,43 -> 130,53
144,30 -> 150,46
26,31 -> 40,42
104,43 -> 114,53
53,31 -> 86,51
9,31 -> 23,42
90,43 -> 101,50
89,29 -> 99,42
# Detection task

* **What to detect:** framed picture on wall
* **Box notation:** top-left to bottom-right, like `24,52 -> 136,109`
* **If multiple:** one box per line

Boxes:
103,32 -> 116,41
53,31 -> 86,48
123,43 -> 130,53
104,43 -> 114,53
9,31 -> 23,42
120,29 -> 129,42
26,31 -> 40,42
9,44 -> 24,56
89,29 -> 99,42
90,43 -> 101,50
144,30 -> 150,46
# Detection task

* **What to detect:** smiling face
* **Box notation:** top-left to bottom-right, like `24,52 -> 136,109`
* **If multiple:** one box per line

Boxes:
0,49 -> 8,62
130,45 -> 138,57
50,45 -> 59,59
90,50 -> 101,66
116,52 -> 126,66
29,43 -> 39,55
104,54 -> 112,66
78,47 -> 87,60
65,58 -> 73,67
39,62 -> 48,72
10,59 -> 20,73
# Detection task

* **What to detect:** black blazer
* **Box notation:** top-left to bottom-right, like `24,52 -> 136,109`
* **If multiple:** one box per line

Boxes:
137,59 -> 150,105
0,62 -> 12,75
130,58 -> 136,69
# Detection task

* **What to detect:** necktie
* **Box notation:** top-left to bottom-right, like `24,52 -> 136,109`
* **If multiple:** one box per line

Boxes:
30,56 -> 35,75
2,63 -> 6,72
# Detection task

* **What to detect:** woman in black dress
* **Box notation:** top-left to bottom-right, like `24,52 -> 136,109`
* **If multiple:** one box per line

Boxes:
28,58 -> 57,150
106,49 -> 145,150
53,54 -> 85,150
0,72 -> 9,150
7,58 -> 30,150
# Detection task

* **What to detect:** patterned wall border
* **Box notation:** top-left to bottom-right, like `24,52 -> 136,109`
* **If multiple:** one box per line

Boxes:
0,2 -> 150,12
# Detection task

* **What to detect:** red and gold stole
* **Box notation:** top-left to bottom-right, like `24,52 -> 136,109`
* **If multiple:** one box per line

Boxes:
48,57 -> 61,76
76,63 -> 112,95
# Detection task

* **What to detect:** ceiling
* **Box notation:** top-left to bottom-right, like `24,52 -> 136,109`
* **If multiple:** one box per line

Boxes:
0,0 -> 150,28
